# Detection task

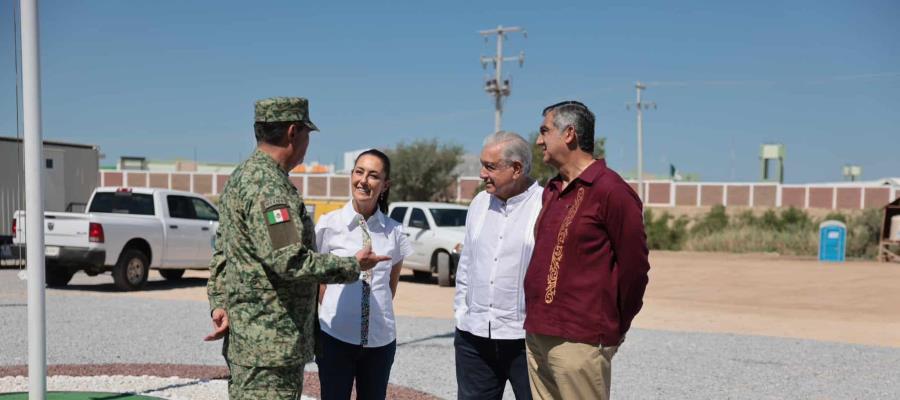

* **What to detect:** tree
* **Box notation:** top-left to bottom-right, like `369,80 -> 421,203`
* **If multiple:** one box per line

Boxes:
528,132 -> 606,185
387,139 -> 464,201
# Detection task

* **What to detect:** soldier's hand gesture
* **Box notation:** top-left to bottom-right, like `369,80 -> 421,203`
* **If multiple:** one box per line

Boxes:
203,308 -> 229,341
355,245 -> 391,271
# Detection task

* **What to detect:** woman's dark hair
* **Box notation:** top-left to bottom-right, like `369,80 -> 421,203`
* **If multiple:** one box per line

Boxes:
355,149 -> 391,214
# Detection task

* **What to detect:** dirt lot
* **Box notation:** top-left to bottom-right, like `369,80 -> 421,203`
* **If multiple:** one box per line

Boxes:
637,251 -> 900,347
76,251 -> 900,348
392,251 -> 900,348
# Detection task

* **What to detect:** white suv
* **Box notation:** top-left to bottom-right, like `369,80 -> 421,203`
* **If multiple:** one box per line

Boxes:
387,202 -> 467,286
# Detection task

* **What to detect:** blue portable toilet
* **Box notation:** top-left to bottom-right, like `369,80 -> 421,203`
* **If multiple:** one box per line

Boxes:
818,220 -> 847,262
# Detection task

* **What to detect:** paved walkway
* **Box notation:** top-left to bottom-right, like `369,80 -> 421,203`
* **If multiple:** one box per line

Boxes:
2,251 -> 900,398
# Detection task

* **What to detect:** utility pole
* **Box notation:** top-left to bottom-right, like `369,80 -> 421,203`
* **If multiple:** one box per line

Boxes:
626,81 -> 656,202
479,25 -> 525,133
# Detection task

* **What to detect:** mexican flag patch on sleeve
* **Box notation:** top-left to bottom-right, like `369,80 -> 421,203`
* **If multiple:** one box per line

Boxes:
266,208 -> 290,225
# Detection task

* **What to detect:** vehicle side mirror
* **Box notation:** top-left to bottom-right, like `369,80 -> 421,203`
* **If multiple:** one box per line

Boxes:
410,219 -> 427,230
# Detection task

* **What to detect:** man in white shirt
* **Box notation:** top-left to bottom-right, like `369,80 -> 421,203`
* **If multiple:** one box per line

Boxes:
454,131 -> 543,400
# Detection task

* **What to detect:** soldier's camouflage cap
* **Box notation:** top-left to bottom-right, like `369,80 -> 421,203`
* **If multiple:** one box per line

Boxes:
254,97 -> 319,131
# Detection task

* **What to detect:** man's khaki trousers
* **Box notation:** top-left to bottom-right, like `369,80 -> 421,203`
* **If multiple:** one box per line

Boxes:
525,333 -> 618,400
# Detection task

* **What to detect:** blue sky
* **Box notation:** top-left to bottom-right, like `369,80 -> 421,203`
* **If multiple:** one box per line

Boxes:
0,0 -> 897,183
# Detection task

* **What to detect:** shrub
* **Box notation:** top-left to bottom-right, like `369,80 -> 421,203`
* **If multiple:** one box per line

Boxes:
822,212 -> 848,224
846,208 -> 882,259
757,209 -> 781,230
691,205 -> 729,235
779,207 -> 813,231
680,206 -> 880,259
644,209 -> 688,250
735,210 -> 757,227
685,225 -> 817,255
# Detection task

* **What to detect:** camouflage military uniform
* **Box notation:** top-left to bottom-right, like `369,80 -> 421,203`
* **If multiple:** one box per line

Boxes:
207,97 -> 360,399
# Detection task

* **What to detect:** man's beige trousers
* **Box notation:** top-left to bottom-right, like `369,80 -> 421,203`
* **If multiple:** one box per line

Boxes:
526,333 -> 618,400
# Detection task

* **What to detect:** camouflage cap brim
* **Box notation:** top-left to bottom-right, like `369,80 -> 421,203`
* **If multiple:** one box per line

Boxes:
255,97 -> 318,127
304,120 -> 319,132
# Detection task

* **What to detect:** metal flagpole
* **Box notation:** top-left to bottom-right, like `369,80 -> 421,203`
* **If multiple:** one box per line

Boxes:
20,0 -> 48,398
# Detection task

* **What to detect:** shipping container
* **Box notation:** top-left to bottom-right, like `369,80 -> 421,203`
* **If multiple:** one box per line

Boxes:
0,136 -> 100,242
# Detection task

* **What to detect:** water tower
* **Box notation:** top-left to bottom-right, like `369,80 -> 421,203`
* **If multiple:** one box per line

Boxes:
842,165 -> 862,182
759,144 -> 785,183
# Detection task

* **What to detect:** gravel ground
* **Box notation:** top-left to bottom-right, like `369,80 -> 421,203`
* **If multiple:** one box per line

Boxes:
0,376 -> 247,400
2,270 -> 900,399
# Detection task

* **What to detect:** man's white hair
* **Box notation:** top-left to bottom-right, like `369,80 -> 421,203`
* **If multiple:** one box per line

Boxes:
482,131 -> 532,175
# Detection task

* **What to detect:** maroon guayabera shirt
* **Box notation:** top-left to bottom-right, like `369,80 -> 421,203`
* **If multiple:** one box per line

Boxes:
523,159 -> 650,346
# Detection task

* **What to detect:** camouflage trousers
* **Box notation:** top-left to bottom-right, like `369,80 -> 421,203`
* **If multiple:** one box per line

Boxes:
227,362 -> 305,400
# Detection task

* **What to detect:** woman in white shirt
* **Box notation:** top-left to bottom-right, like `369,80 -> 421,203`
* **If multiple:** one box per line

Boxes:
315,149 -> 412,400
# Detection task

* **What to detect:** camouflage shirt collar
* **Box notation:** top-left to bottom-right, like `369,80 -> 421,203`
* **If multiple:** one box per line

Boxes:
251,149 -> 290,176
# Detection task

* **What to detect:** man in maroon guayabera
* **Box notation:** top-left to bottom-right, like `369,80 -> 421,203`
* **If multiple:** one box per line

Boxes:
523,100 -> 651,400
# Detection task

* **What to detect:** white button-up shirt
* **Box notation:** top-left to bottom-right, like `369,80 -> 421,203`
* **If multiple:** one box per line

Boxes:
316,201 -> 413,347
454,181 -> 543,340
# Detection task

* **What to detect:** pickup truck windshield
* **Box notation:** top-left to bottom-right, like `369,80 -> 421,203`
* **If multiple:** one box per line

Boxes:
429,209 -> 467,227
89,192 -> 155,215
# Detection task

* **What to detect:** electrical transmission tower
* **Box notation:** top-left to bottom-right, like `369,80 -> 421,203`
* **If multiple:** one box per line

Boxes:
479,25 -> 526,133
626,81 -> 656,202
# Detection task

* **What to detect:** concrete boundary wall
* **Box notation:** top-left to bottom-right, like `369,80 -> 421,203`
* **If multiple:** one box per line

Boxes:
100,171 -> 899,210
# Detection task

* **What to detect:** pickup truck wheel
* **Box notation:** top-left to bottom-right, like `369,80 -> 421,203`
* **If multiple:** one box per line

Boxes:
412,270 -> 431,281
436,251 -> 453,287
159,269 -> 185,281
46,263 -> 74,287
113,249 -> 149,291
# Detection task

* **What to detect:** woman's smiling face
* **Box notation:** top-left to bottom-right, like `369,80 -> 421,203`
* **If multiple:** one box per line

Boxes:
351,154 -> 388,210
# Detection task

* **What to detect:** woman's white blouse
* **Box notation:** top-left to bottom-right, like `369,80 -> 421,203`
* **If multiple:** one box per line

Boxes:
316,201 -> 413,347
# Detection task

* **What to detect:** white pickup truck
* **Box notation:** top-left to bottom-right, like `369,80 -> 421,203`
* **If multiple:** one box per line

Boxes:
12,187 -> 218,290
387,201 -> 467,287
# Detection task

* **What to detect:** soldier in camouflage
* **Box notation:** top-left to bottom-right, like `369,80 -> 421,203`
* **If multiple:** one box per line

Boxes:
205,97 -> 390,399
